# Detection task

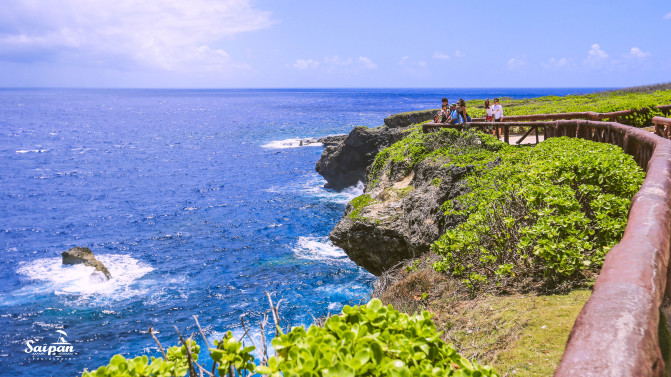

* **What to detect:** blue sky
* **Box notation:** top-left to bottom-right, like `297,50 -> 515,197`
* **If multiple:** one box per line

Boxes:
0,0 -> 669,88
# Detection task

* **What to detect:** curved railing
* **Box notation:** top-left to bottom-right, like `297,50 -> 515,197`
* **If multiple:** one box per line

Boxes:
550,120 -> 671,377
425,117 -> 671,375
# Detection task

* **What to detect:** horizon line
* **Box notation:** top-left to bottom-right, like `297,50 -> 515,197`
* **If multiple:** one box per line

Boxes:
0,86 -> 619,90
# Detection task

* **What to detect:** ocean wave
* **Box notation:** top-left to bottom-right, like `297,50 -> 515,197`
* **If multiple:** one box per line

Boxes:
12,254 -> 154,304
292,236 -> 349,262
261,138 -> 322,149
15,149 -> 49,154
301,179 -> 364,204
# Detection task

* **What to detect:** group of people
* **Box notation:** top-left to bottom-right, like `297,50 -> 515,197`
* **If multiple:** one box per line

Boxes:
434,97 -> 504,135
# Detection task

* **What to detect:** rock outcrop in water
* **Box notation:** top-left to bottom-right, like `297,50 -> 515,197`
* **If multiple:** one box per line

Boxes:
315,126 -> 408,190
62,247 -> 112,280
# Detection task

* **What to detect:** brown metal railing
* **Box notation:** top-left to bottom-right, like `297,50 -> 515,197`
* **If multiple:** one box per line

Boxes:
423,121 -> 547,145
653,116 -> 671,139
469,104 -> 671,123
428,116 -> 671,375
550,119 -> 671,376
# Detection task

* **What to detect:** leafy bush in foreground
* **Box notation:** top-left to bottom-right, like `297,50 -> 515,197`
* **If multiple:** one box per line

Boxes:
432,137 -> 645,292
82,299 -> 497,377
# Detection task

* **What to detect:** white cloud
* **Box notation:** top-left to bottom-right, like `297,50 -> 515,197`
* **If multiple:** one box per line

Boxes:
541,57 -> 570,69
398,56 -> 430,77
507,57 -> 526,70
356,56 -> 378,70
454,50 -> 465,58
629,47 -> 651,59
664,12 -> 671,19
292,59 -> 320,70
291,55 -> 377,73
0,0 -> 274,73
585,43 -> 608,67
432,51 -> 450,60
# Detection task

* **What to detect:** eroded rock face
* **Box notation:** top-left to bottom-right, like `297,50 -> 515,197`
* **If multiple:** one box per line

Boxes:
383,110 -> 437,129
329,160 -> 472,276
62,247 -> 112,280
315,126 -> 407,190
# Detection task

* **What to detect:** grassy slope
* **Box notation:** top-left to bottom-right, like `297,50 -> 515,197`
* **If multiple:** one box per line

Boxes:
377,258 -> 590,377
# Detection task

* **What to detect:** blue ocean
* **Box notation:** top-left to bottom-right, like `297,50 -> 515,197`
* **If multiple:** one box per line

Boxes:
0,88 -> 602,375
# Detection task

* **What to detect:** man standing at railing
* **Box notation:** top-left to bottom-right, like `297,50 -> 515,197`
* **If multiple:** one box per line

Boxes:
492,98 -> 504,137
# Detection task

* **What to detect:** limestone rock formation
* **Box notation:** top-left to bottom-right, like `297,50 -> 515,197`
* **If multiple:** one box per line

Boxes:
62,247 -> 112,280
383,110 -> 437,129
329,160 -> 472,275
318,134 -> 348,147
315,126 -> 406,190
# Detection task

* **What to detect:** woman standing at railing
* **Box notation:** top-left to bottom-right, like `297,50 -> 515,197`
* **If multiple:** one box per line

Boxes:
457,98 -> 469,125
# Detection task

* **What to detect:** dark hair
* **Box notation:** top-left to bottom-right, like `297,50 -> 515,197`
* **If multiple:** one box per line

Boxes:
458,98 -> 465,106
494,98 -> 500,102
442,98 -> 448,102
484,99 -> 490,107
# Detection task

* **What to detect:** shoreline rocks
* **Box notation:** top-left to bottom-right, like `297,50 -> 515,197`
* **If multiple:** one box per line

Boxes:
62,247 -> 112,280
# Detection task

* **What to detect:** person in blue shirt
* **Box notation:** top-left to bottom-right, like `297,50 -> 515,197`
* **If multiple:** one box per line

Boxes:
448,104 -> 463,124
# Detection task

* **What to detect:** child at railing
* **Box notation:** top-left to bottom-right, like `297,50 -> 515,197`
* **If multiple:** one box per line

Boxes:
434,97 -> 449,123
484,99 -> 494,133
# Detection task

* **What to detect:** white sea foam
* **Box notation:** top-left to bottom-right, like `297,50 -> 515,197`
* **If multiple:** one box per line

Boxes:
16,149 -> 49,154
301,179 -> 364,204
261,138 -> 322,149
328,302 -> 342,311
292,236 -> 349,262
14,254 -> 154,303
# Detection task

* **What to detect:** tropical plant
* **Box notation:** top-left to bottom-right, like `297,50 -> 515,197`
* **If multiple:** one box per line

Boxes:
81,298 -> 497,377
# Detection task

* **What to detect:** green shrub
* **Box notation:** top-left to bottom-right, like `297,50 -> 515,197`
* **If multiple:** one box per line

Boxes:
369,128 -> 505,186
269,299 -> 497,376
82,340 -> 199,377
82,300 -> 498,377
432,137 -> 645,292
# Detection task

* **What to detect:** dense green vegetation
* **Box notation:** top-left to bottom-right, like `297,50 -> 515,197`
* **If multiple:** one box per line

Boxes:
369,127 -> 505,186
367,128 -> 644,292
432,136 -> 644,291
463,89 -> 671,127
81,299 -> 497,377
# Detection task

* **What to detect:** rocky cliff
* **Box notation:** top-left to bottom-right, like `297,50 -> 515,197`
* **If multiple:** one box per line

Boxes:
315,110 -> 436,191
315,126 -> 408,190
318,121 -> 497,276
329,160 -> 472,275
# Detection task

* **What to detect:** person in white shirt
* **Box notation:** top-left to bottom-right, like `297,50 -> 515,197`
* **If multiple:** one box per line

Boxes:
491,98 -> 504,136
